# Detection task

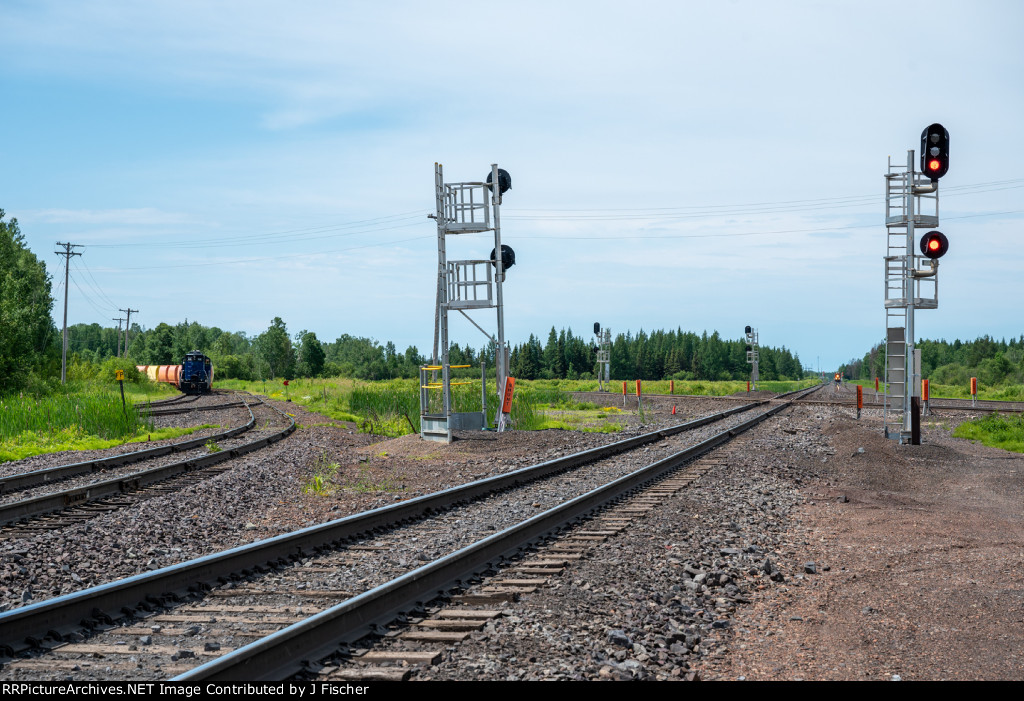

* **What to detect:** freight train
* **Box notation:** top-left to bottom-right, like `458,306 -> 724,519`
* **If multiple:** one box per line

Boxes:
137,351 -> 214,394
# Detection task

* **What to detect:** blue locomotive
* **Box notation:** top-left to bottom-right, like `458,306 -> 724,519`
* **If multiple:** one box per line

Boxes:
180,351 -> 214,394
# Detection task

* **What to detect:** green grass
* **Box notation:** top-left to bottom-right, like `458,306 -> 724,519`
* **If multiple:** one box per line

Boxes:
1,391 -> 151,438
926,382 -> 1024,401
952,413 -> 1024,453
214,376 -> 826,438
0,389 -> 166,462
217,376 -> 550,437
0,423 -> 220,463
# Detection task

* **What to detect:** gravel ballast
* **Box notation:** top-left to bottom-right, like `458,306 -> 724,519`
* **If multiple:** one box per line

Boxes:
1,393 -> 1019,681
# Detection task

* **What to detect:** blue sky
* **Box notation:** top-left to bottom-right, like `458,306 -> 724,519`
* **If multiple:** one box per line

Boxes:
2,1 -> 1022,373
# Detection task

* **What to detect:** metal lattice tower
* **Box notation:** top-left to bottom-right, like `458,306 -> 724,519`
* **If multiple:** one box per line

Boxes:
422,163 -> 510,443
883,150 -> 941,442
745,326 -> 759,390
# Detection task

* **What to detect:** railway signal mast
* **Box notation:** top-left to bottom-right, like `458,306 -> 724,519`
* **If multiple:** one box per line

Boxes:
883,123 -> 950,444
423,164 -> 514,442
745,325 -> 759,390
594,322 -> 611,391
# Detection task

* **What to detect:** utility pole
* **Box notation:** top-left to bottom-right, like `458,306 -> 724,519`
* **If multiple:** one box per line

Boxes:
55,242 -> 83,384
120,308 -> 138,358
113,317 -> 125,357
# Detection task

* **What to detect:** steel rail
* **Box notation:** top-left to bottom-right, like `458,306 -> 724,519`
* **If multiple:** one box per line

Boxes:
0,403 -> 257,495
140,401 -> 250,417
178,390 -> 806,680
573,384 -> 822,403
133,394 -> 194,408
0,395 -> 790,656
793,396 -> 1024,413
0,398 -> 293,528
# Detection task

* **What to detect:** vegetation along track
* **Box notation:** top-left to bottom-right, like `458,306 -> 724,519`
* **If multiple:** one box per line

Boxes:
0,394 -> 295,534
0,385 -> 821,680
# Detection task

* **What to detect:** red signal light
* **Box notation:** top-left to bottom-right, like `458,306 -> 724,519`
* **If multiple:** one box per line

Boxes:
920,124 -> 949,180
920,230 -> 949,259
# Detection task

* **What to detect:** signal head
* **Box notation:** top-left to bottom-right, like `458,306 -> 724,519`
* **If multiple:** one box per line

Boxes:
920,123 -> 949,180
489,244 -> 516,270
919,230 -> 949,259
485,168 -> 512,194
594,322 -> 601,335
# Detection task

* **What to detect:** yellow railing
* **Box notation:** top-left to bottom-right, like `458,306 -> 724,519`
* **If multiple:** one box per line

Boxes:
420,365 -> 476,390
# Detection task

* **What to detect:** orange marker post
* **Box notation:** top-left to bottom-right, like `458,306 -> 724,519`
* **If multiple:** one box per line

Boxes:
670,379 -> 674,395
501,377 -> 516,414
856,385 -> 863,419
922,379 -> 930,416
622,381 -> 627,407
971,377 -> 977,407
636,379 -> 642,415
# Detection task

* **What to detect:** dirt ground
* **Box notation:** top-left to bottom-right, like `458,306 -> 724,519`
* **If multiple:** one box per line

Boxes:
713,408 -> 1024,681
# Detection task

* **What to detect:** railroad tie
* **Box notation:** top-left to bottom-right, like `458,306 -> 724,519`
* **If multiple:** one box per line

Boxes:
413,618 -> 486,631
357,650 -> 443,665
50,643 -> 234,657
451,591 -> 518,605
400,630 -> 470,643
328,666 -> 412,682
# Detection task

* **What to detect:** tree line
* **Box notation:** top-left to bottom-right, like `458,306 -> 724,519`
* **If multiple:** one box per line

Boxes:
510,327 -> 805,381
67,320 -> 808,383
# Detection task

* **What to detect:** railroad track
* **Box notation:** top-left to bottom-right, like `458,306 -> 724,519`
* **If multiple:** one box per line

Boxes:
793,383 -> 1024,414
0,384 -> 821,681
134,394 -> 199,409
140,400 -> 252,417
0,395 -> 294,534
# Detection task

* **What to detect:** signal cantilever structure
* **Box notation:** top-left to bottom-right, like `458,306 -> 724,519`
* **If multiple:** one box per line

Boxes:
422,164 -> 513,443
882,124 -> 951,444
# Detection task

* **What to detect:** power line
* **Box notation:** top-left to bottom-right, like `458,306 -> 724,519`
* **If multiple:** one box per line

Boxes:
76,257 -> 119,309
69,272 -> 113,316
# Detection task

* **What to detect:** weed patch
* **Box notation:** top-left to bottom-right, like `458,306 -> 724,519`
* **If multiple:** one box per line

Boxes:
302,452 -> 340,496
953,413 -> 1024,453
